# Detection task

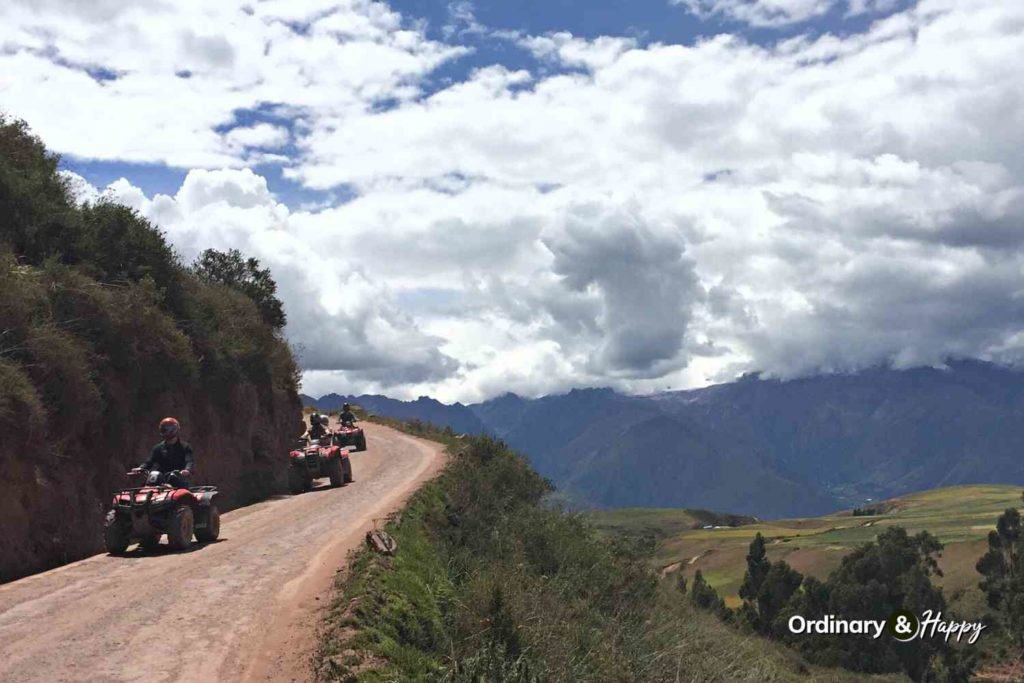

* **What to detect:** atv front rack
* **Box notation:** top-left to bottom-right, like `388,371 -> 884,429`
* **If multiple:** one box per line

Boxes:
115,487 -> 166,516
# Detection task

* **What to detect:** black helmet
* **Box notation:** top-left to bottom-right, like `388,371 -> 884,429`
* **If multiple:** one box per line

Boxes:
343,403 -> 351,411
310,412 -> 320,425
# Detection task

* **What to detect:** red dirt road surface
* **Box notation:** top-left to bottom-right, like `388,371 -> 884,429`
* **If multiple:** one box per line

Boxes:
0,422 -> 446,683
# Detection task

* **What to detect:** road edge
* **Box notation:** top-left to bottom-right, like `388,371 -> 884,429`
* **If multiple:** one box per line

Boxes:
239,425 -> 449,683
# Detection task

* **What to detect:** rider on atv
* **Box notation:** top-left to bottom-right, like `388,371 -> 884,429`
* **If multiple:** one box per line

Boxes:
134,417 -> 194,487
307,412 -> 329,440
339,403 -> 357,427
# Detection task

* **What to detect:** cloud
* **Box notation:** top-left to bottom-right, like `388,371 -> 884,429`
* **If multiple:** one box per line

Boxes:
223,123 -> 291,151
520,32 -> 637,69
84,169 -> 463,390
11,0 -> 1024,402
671,0 -> 909,27
671,0 -> 837,27
443,1 -> 487,39
542,203 -> 702,378
0,0 -> 467,167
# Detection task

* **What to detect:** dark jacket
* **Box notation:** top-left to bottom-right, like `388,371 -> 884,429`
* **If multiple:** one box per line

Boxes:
339,410 -> 356,425
309,422 -> 328,439
142,440 -> 195,472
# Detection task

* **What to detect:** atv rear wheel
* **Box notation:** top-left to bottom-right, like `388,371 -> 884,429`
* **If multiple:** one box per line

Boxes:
195,504 -> 220,542
327,456 -> 344,487
139,534 -> 162,552
288,466 -> 305,494
166,505 -> 194,550
103,510 -> 130,554
342,458 -> 354,484
357,433 -> 367,451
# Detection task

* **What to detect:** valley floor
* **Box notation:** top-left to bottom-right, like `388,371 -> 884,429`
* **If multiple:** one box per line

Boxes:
593,484 -> 1020,616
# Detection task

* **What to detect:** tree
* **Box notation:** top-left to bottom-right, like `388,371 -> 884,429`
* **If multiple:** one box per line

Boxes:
757,561 -> 803,632
737,533 -> 800,634
690,570 -> 727,618
192,248 -> 286,328
977,502 -> 1024,655
739,533 -> 771,603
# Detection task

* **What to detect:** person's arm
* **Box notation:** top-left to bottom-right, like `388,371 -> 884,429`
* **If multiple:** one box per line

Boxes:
182,443 -> 195,474
139,445 -> 158,470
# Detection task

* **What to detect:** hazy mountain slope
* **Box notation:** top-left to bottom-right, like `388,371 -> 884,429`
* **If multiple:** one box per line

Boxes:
304,363 -> 1024,518
653,362 -> 1024,505
471,361 -> 1024,517
556,414 -> 840,517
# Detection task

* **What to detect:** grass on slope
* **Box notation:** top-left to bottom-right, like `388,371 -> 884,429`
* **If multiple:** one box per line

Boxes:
316,424 -> 904,682
592,485 -> 1019,614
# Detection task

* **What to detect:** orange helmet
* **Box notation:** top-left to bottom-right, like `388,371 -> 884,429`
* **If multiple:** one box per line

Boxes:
159,417 -> 180,438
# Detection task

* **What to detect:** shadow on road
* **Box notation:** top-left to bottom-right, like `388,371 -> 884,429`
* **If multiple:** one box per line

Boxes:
112,538 -> 228,558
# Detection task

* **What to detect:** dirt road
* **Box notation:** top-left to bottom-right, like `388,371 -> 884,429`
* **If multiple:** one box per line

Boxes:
0,422 -> 446,683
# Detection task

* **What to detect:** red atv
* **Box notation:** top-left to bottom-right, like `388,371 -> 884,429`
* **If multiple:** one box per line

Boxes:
288,437 -> 353,493
333,422 -> 367,452
104,470 -> 220,554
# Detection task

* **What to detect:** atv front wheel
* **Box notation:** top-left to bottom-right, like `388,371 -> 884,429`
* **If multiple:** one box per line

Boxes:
103,510 -> 131,554
342,458 -> 354,484
327,456 -> 344,487
166,506 -> 194,550
195,504 -> 220,542
288,466 -> 305,494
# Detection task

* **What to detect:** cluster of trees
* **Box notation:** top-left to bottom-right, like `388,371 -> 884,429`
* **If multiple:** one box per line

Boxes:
976,493 -> 1024,660
686,529 -> 972,682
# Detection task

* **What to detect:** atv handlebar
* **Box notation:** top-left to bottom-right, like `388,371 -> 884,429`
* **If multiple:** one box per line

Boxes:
128,468 -> 186,475
127,469 -> 191,487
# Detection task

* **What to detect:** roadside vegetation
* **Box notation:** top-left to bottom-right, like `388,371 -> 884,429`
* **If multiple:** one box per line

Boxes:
316,419 -> 903,682
0,114 -> 301,581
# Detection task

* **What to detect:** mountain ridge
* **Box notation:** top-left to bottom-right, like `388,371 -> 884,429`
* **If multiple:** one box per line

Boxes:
303,360 -> 1024,518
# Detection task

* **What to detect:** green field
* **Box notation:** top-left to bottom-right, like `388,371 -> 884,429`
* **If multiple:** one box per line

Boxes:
590,485 -> 1022,615
587,506 -> 759,541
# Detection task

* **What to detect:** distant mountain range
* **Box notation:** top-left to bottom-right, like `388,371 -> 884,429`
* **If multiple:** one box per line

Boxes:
302,361 -> 1024,518
302,393 -> 487,435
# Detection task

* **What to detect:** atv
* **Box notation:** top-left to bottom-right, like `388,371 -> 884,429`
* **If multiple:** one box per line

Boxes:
333,423 -> 367,452
104,470 -> 220,554
288,437 -> 354,494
